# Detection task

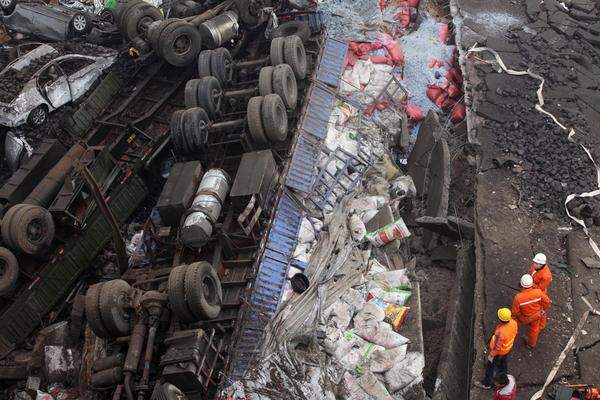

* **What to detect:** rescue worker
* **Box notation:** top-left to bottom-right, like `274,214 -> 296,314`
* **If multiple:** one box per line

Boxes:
475,308 -> 518,389
493,372 -> 517,400
529,253 -> 553,330
512,274 -> 550,348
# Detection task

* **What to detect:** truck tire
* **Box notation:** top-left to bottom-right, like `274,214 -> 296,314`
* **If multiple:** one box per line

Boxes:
197,49 -> 213,79
85,283 -> 111,338
170,110 -> 188,154
98,279 -> 132,337
258,66 -> 274,96
0,0 -> 16,15
116,0 -> 144,30
261,94 -> 288,142
184,79 -> 201,108
272,64 -> 297,110
1,204 -> 26,249
270,37 -> 285,66
283,35 -> 307,80
125,4 -> 162,41
0,247 -> 18,296
184,107 -> 210,150
184,262 -> 222,320
150,19 -> 179,56
159,21 -> 202,67
168,265 -> 196,323
234,0 -> 259,27
11,205 -> 55,255
246,96 -> 268,144
197,77 -> 222,119
271,21 -> 310,42
210,47 -> 233,86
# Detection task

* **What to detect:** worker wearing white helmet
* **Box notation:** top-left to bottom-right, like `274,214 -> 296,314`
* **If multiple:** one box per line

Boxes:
528,253 -> 553,331
512,274 -> 550,348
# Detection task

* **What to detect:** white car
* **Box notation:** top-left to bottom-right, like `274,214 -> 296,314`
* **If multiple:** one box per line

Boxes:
0,43 -> 117,127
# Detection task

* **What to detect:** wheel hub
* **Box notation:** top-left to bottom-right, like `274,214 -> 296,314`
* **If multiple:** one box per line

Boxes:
27,218 -> 45,242
73,15 -> 86,31
174,34 -> 192,56
0,260 -> 6,278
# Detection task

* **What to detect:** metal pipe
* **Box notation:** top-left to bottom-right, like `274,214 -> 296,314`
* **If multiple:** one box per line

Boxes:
136,325 -> 157,400
124,372 -> 134,400
24,144 -> 86,207
124,323 -> 146,372
224,87 -> 257,98
210,118 -> 245,132
187,0 -> 234,26
74,159 -> 129,273
234,57 -> 269,69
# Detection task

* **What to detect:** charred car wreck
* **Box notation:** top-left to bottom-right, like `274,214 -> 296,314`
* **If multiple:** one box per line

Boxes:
0,0 -> 340,398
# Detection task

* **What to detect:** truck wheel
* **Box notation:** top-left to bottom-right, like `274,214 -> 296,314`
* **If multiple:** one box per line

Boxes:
100,8 -> 115,23
184,107 -> 210,150
197,49 -> 214,78
149,19 -> 178,56
283,35 -> 307,80
98,279 -> 132,337
168,265 -> 196,323
197,77 -> 222,119
234,0 -> 259,27
116,0 -> 144,30
71,12 -> 92,36
210,48 -> 233,86
184,79 -> 201,108
159,21 -> 202,67
261,94 -> 288,142
258,66 -> 274,96
184,262 -> 222,320
170,110 -> 188,154
271,21 -> 310,42
125,4 -> 162,41
27,105 -> 48,127
247,96 -> 268,144
272,64 -> 297,110
11,205 -> 55,255
1,204 -> 26,249
85,283 -> 111,338
0,247 -> 18,296
270,37 -> 285,66
0,0 -> 16,15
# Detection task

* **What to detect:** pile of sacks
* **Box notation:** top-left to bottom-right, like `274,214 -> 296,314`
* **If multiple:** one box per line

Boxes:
322,262 -> 424,399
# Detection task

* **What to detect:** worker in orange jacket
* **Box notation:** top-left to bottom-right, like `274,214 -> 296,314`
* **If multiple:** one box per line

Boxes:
512,274 -> 550,348
529,253 -> 552,330
475,308 -> 518,389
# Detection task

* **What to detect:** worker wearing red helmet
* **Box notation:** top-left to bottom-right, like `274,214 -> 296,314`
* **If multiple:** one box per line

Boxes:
512,274 -> 550,348
529,253 -> 552,330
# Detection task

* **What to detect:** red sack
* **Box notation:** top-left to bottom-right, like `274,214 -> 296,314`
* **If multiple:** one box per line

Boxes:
379,0 -> 386,10
384,40 -> 405,66
441,97 -> 456,109
439,23 -> 449,44
405,104 -> 425,121
408,0 -> 419,6
450,103 -> 466,123
447,84 -> 461,98
370,54 -> 391,64
434,92 -> 448,108
426,85 -> 443,102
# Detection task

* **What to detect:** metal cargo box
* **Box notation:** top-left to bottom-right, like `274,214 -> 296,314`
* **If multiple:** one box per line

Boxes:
156,161 -> 203,226
230,150 -> 278,210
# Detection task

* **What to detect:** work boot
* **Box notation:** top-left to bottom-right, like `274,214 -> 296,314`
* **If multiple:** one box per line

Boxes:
474,381 -> 491,390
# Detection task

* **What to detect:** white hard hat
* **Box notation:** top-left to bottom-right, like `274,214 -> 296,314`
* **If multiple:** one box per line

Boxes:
520,274 -> 533,288
532,253 -> 547,265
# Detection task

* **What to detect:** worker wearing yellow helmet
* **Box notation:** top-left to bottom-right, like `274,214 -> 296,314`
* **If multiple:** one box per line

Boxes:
475,308 -> 518,390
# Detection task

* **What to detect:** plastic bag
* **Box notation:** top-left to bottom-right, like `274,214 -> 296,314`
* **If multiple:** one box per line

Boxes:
340,341 -> 385,372
405,104 -> 425,121
366,218 -> 411,247
357,370 -> 394,399
343,372 -> 371,400
368,286 -> 412,306
354,301 -> 385,329
369,299 -> 410,331
369,268 -> 412,290
451,103 -> 466,123
354,321 -> 410,349
370,344 -> 408,373
298,218 -> 316,244
384,352 -> 424,393
389,175 -> 416,199
349,214 -> 367,242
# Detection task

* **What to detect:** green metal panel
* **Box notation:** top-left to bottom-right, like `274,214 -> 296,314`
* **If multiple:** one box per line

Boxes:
0,174 -> 147,357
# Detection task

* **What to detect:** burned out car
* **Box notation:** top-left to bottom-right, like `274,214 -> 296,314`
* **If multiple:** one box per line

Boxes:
0,0 -> 94,41
0,43 -> 117,127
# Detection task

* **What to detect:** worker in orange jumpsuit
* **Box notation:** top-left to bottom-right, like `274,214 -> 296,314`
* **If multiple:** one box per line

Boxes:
512,274 -> 550,348
529,253 -> 553,329
475,308 -> 518,389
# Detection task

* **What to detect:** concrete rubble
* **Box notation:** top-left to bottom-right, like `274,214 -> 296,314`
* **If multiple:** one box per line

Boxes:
0,0 -> 598,399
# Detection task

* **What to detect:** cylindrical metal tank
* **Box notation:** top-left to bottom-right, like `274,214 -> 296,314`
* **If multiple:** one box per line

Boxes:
198,11 -> 239,49
24,144 -> 85,207
91,366 -> 123,388
92,354 -> 125,373
181,169 -> 230,248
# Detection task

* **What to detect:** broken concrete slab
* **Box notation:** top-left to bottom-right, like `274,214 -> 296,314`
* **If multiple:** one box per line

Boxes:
430,245 -> 458,261
407,111 -> 442,195
475,102 -> 518,123
416,216 -> 474,240
577,343 -> 600,383
425,138 -> 450,220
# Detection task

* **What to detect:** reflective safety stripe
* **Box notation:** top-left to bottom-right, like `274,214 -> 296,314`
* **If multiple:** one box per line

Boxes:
499,337 -> 515,352
531,270 -> 538,277
520,298 -> 541,306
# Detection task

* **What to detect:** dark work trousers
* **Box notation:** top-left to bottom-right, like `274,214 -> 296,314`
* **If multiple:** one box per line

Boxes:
483,354 -> 508,386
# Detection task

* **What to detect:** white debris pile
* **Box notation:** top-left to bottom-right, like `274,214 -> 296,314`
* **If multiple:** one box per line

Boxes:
223,161 -> 425,400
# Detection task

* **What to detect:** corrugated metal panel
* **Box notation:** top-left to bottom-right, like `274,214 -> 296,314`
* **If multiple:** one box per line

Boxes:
301,85 -> 335,140
316,38 -> 347,88
228,193 -> 303,380
285,131 -> 322,194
